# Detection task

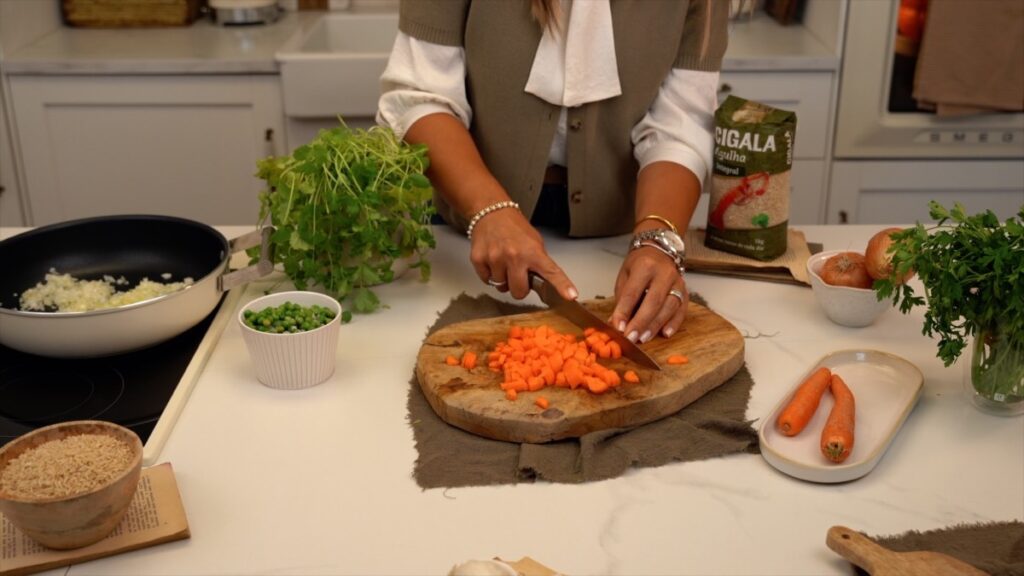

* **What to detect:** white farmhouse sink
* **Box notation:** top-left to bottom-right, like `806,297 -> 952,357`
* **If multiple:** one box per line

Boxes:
277,13 -> 399,118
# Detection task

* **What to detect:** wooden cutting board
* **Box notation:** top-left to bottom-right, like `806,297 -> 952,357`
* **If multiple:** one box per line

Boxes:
415,298 -> 745,443
826,526 -> 988,576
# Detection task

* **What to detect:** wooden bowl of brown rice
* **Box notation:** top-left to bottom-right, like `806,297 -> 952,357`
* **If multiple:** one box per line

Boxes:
0,420 -> 143,549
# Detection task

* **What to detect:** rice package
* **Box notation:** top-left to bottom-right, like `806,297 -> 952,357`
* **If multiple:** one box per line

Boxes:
705,95 -> 796,261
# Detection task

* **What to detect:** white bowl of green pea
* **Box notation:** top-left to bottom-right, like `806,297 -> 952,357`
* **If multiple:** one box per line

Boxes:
238,291 -> 341,389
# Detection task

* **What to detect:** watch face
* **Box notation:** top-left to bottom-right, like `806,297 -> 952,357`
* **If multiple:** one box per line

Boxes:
658,231 -> 685,253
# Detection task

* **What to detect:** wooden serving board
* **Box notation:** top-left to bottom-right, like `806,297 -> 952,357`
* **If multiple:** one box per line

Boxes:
415,298 -> 745,443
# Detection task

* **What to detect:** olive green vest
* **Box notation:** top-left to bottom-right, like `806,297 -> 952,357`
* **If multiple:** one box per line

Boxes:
398,0 -> 729,237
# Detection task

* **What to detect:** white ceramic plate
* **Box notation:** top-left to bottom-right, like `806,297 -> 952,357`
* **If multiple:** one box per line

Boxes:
759,350 -> 924,483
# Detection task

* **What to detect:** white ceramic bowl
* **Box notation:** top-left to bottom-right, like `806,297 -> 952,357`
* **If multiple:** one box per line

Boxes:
806,250 -> 890,327
238,291 -> 341,390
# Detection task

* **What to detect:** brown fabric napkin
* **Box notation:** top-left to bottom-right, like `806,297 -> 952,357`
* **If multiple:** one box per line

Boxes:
914,0 -> 1024,116
852,521 -> 1024,576
407,293 -> 759,489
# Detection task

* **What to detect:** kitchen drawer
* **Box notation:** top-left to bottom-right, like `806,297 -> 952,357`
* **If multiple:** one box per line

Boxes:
718,71 -> 832,160
827,160 -> 1024,224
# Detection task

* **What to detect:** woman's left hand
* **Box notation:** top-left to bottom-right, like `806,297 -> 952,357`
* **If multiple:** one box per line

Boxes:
609,247 -> 688,343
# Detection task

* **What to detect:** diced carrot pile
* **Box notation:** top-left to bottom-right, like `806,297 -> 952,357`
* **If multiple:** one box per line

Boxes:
446,325 -> 693,403
483,324 -> 630,397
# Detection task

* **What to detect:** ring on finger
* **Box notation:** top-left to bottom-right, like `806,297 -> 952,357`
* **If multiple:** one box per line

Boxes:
487,278 -> 508,288
668,289 -> 685,304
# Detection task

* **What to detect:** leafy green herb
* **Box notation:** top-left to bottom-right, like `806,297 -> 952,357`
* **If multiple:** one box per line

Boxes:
252,120 -> 436,320
875,201 -> 1024,399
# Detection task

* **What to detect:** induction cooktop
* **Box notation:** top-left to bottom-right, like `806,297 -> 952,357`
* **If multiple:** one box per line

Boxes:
0,291 -> 239,465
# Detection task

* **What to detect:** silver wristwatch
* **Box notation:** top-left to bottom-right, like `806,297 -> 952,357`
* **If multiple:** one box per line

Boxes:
630,228 -> 686,276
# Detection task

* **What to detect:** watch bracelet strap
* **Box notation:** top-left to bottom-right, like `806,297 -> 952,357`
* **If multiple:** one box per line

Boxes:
630,239 -> 686,275
632,228 -> 674,243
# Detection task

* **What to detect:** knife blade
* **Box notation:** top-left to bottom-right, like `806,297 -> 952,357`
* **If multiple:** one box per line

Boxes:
529,272 -> 661,371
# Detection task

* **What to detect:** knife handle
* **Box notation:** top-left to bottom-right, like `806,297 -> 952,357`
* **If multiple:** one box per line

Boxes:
528,272 -> 545,293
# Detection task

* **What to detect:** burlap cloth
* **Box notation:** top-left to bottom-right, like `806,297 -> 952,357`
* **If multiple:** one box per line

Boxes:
854,520 -> 1024,576
406,293 -> 759,489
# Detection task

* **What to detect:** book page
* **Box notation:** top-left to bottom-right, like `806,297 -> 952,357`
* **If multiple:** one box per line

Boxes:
1,462 -> 189,576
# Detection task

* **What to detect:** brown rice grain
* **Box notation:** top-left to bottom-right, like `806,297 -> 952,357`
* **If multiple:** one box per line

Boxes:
0,434 -> 134,499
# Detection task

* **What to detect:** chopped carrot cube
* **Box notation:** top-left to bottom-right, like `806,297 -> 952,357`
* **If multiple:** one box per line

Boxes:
608,341 -> 622,359
667,355 -> 689,365
445,355 -> 459,366
535,396 -> 549,409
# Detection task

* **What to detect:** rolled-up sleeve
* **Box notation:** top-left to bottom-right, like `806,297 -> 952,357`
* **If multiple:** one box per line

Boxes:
377,31 -> 472,140
630,68 -> 719,187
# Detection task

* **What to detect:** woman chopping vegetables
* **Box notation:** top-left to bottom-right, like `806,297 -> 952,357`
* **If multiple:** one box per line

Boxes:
377,0 -> 727,343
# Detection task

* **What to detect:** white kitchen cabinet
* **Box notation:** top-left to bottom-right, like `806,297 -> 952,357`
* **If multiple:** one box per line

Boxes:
0,86 -> 24,226
284,115 -> 376,153
827,160 -> 1024,224
9,74 -> 285,226
718,71 -> 832,160
717,71 -> 834,224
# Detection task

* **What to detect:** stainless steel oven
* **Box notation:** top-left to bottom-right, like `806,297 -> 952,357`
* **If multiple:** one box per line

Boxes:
834,0 -> 1024,159
827,0 -> 1023,224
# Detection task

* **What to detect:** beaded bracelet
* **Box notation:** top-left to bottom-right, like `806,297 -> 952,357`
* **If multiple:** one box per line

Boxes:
466,200 -> 520,240
634,214 -> 678,235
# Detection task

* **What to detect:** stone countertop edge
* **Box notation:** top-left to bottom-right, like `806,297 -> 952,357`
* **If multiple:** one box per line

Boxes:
2,11 -> 839,75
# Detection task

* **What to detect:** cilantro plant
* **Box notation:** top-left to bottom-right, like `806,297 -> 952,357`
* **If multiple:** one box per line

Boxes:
875,201 -> 1024,401
252,121 -> 436,322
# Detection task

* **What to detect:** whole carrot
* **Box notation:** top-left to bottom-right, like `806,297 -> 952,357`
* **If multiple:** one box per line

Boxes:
821,373 -> 855,463
776,367 -> 832,436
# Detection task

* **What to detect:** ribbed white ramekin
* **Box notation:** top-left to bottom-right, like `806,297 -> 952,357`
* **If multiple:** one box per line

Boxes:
238,291 -> 341,390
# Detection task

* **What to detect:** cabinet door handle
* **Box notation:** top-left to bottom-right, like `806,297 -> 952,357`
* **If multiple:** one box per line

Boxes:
264,128 -> 277,157
718,83 -> 733,95
839,210 -> 849,224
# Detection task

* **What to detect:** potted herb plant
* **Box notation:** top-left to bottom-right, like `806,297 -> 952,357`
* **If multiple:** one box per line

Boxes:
875,201 -> 1024,415
253,120 -> 436,322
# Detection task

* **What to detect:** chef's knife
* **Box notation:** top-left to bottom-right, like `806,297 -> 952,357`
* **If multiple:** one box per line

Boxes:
529,272 -> 661,370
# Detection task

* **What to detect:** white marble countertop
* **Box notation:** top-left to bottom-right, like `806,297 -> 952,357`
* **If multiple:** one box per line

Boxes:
6,224 -> 1017,575
3,10 -> 838,75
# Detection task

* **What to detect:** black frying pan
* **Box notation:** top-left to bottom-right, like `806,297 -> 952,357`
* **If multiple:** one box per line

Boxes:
0,215 -> 271,358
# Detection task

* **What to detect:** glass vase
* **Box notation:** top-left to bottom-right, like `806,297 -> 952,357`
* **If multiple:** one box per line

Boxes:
963,322 -> 1024,416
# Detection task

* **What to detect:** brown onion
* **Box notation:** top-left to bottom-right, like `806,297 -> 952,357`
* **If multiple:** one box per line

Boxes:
821,252 -> 874,289
865,227 -> 915,283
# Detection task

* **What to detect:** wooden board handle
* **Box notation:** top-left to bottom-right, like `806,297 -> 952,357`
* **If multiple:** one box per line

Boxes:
826,525 -> 892,572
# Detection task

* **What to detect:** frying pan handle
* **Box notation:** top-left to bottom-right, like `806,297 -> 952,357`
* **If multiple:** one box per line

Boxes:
218,226 -> 275,292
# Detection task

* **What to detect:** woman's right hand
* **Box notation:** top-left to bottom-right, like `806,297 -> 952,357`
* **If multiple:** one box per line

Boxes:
469,209 -> 578,302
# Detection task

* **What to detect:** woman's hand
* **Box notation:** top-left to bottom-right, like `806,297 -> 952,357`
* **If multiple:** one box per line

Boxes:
469,209 -> 578,301
609,247 -> 688,343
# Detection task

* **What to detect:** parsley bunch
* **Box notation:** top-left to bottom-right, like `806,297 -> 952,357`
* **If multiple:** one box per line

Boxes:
253,121 -> 436,322
875,201 -> 1024,400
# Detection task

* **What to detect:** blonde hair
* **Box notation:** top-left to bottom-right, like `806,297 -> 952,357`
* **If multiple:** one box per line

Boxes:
530,0 -> 561,33
530,0 -> 712,59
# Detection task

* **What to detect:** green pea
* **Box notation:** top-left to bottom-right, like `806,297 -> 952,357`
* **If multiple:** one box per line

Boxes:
244,300 -> 337,333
